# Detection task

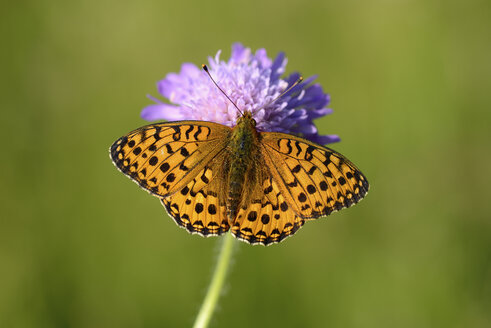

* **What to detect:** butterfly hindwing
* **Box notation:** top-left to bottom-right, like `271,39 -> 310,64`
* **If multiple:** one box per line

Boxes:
230,159 -> 305,245
161,156 -> 231,237
110,121 -> 231,197
259,132 -> 369,219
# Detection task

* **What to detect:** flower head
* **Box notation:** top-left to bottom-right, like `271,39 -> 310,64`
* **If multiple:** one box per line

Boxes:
141,43 -> 340,144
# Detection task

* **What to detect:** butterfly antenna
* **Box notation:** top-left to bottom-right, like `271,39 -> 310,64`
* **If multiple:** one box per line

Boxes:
254,76 -> 303,113
202,64 -> 244,116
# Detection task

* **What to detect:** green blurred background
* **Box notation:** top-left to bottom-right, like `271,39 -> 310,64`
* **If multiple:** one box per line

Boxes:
1,0 -> 490,327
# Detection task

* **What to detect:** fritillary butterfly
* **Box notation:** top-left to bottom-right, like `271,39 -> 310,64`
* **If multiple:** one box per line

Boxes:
110,110 -> 369,245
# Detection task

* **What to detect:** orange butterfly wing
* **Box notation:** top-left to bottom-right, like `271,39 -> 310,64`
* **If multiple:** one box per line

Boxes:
230,162 -> 305,245
231,132 -> 368,245
110,121 -> 233,236
161,149 -> 231,237
260,132 -> 369,219
110,121 -> 230,197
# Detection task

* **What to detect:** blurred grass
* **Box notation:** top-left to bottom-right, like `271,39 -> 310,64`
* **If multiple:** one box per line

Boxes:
1,0 -> 490,327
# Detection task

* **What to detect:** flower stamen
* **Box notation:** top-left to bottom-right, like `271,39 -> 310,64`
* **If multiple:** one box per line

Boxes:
254,76 -> 303,115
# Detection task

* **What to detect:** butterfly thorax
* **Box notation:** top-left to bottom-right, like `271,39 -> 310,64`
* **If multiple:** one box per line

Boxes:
226,113 -> 260,221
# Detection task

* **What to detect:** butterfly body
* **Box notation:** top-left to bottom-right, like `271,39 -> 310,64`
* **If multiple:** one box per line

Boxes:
110,112 -> 369,245
226,112 -> 260,220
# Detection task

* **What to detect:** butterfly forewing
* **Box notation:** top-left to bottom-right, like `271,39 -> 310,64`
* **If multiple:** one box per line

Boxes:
110,121 -> 231,197
259,132 -> 369,219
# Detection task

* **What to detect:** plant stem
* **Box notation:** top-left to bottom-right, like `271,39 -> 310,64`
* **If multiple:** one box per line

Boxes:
193,233 -> 236,328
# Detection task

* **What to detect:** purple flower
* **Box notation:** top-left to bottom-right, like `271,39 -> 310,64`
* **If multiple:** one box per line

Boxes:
141,43 -> 340,145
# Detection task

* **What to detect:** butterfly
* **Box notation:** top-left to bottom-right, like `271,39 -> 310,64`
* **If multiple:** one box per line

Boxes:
110,109 -> 369,245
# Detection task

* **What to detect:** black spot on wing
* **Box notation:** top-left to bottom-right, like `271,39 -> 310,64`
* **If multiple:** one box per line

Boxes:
285,139 -> 292,154
165,144 -> 174,154
172,126 -> 181,141
294,140 -> 302,156
194,126 -> 202,140
185,125 -> 193,140
304,146 -> 314,161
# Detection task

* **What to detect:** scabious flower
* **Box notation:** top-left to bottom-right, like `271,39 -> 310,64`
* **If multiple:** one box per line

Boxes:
141,43 -> 340,145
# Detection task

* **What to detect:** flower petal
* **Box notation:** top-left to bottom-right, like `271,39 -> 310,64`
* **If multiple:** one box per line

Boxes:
310,134 -> 341,144
141,103 -> 185,121
230,43 -> 250,65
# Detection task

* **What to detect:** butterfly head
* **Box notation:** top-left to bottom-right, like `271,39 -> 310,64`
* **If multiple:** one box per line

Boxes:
235,110 -> 256,128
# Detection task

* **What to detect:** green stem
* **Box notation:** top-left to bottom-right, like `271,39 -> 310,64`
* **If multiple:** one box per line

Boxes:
193,233 -> 236,328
